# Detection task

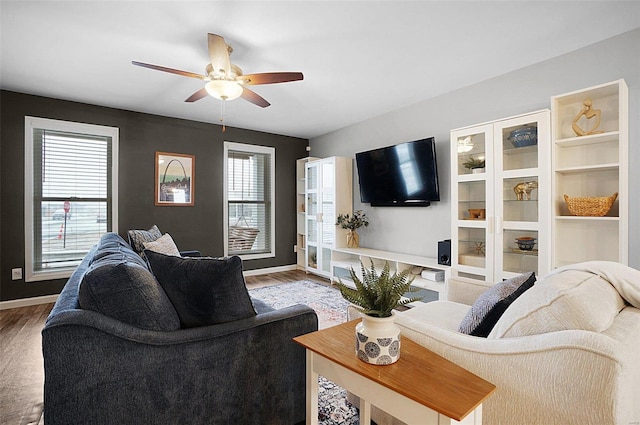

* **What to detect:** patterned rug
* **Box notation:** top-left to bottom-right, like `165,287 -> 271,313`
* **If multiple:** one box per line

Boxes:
249,280 -> 360,425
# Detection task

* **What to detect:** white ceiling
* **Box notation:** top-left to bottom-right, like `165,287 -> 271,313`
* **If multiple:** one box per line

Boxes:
2,1 -> 639,139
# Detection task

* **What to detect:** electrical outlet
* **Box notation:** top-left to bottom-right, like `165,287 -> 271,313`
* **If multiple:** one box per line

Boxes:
11,268 -> 23,280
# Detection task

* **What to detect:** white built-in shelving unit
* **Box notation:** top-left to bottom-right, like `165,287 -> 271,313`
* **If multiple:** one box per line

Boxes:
330,247 -> 450,304
295,157 -> 317,270
304,156 -> 352,278
450,110 -> 551,283
551,79 -> 628,267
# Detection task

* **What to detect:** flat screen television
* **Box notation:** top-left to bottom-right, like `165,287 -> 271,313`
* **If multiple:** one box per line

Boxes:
355,137 -> 440,206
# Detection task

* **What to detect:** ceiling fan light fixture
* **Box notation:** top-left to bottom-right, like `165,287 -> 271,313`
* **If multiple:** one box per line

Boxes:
205,80 -> 243,101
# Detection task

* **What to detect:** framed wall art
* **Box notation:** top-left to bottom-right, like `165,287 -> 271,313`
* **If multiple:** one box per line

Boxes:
155,152 -> 195,206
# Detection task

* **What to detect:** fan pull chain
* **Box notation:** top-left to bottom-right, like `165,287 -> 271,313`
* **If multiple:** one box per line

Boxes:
220,99 -> 226,132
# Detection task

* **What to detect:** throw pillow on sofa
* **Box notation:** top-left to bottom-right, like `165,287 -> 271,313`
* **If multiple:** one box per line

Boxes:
143,233 -> 181,257
145,250 -> 257,328
79,261 -> 181,331
128,225 -> 162,256
458,271 -> 536,337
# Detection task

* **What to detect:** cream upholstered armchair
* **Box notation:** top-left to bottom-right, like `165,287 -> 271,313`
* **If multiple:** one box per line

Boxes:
350,261 -> 640,425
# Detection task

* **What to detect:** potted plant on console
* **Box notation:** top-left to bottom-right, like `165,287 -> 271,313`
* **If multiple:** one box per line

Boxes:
336,261 -> 421,365
336,210 -> 369,248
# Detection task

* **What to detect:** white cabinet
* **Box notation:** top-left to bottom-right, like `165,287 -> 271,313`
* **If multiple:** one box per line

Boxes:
551,80 -> 628,267
450,110 -> 551,282
330,247 -> 450,304
295,157 -> 317,270
305,156 -> 352,278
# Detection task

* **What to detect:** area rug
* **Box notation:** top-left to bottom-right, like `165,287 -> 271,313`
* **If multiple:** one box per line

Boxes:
249,280 -> 360,425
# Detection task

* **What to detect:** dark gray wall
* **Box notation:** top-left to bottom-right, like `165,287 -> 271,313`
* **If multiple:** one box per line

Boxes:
0,91 -> 308,301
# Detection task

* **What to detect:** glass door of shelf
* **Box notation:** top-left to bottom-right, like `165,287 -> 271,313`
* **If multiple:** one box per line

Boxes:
452,124 -> 493,281
305,162 -> 319,272
456,131 -> 488,177
451,111 -> 550,282
494,111 -> 550,279
305,158 -> 337,277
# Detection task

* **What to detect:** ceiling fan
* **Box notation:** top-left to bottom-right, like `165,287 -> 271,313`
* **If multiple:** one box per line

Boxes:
132,33 -> 303,108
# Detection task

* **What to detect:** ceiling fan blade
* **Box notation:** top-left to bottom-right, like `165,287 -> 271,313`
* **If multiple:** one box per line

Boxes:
185,88 -> 208,103
239,72 -> 304,85
131,61 -> 204,80
207,33 -> 231,76
241,87 -> 270,108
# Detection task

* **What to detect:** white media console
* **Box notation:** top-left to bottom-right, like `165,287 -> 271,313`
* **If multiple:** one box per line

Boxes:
330,247 -> 451,304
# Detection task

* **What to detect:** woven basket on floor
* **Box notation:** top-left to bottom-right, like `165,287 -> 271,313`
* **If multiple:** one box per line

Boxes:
563,192 -> 618,217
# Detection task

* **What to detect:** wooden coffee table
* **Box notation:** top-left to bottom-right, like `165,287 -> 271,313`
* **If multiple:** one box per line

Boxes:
294,320 -> 496,425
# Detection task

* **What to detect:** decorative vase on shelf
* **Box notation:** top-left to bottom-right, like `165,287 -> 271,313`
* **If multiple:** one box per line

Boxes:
356,312 -> 401,365
336,210 -> 368,249
347,230 -> 359,248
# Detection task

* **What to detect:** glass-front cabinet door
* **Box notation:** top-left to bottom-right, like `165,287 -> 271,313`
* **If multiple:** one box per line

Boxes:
451,110 -> 550,283
451,123 -> 494,282
495,111 -> 550,280
305,157 -> 353,278
305,161 -> 321,274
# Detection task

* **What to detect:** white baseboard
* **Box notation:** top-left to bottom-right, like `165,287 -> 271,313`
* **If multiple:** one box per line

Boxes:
243,264 -> 297,276
0,294 -> 59,310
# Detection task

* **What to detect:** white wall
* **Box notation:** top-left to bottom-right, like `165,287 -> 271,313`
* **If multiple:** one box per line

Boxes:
310,29 -> 640,268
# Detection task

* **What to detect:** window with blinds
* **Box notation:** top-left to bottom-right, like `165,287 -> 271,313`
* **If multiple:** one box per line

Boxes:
25,117 -> 118,281
224,142 -> 275,259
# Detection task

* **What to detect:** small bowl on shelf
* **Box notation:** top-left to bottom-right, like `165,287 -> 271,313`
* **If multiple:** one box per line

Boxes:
509,126 -> 537,148
515,237 -> 536,251
467,208 -> 486,219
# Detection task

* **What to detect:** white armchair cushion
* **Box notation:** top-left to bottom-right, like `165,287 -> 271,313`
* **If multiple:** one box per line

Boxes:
489,270 -> 626,338
400,300 -> 470,332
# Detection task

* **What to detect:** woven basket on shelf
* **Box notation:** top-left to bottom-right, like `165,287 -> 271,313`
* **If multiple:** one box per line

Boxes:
563,192 -> 618,217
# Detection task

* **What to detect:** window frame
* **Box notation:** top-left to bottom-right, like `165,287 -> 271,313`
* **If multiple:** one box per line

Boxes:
24,116 -> 119,282
223,141 -> 275,260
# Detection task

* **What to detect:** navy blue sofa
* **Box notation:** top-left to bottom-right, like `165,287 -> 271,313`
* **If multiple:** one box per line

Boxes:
42,233 -> 318,424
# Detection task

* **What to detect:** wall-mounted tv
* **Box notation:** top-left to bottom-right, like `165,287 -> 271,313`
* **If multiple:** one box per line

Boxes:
355,137 -> 440,207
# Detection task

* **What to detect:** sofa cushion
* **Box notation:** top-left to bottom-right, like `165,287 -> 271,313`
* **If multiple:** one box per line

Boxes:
458,272 -> 536,337
398,300 -> 471,332
128,225 -> 162,256
143,233 -> 181,257
145,250 -> 257,328
489,270 -> 626,338
90,236 -> 149,269
78,261 -> 180,331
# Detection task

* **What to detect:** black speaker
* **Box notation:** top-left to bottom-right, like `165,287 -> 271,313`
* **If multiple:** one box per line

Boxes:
438,239 -> 451,266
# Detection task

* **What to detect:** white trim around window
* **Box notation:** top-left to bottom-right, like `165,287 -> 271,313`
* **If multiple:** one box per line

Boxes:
223,141 -> 275,260
24,117 -> 119,282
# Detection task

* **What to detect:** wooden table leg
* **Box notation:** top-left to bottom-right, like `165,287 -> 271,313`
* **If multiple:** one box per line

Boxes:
306,350 -> 319,425
361,399 -> 372,424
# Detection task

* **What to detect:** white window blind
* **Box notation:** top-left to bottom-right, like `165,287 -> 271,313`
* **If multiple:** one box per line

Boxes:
25,117 -> 118,281
224,142 -> 275,258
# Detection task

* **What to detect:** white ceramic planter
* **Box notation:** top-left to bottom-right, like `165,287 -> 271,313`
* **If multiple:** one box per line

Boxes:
355,312 -> 401,365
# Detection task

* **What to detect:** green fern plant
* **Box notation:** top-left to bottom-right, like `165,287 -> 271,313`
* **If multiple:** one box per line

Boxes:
335,260 -> 422,317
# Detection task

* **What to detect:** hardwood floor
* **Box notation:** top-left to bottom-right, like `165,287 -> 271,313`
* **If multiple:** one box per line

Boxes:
0,269 -> 329,425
